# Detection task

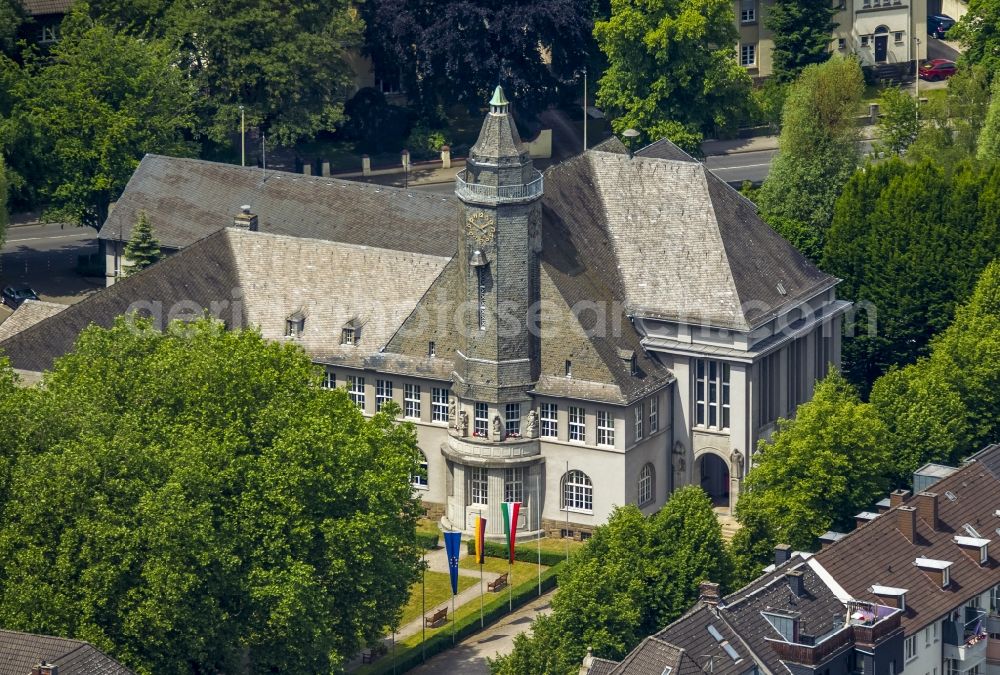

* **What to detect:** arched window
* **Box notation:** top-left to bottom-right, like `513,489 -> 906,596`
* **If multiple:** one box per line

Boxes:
412,451 -> 428,489
562,470 -> 593,513
638,463 -> 655,506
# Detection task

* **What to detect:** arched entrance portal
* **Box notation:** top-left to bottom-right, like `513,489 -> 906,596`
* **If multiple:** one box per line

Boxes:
698,453 -> 730,508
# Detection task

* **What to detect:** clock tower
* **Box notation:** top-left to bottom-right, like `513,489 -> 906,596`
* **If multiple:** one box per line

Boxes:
453,86 -> 543,405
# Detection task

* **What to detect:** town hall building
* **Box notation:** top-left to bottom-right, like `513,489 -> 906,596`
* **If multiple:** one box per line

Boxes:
0,88 -> 849,539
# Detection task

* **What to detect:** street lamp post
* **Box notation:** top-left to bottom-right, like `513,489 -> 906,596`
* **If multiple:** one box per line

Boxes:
913,37 -> 921,126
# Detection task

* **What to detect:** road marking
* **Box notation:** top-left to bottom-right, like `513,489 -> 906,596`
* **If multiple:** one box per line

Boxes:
6,233 -> 95,243
709,163 -> 773,171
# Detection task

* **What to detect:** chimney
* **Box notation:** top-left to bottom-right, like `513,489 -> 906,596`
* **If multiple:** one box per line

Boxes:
233,205 -> 258,231
786,569 -> 805,597
917,492 -> 939,531
699,581 -> 721,605
774,544 -> 792,566
897,505 -> 917,542
890,489 -> 911,508
32,665 -> 58,675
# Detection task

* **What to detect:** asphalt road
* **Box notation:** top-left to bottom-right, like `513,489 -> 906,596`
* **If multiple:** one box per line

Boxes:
704,149 -> 778,185
0,223 -> 101,318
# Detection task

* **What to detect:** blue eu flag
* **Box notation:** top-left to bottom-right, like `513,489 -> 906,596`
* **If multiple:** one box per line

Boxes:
444,530 -> 462,595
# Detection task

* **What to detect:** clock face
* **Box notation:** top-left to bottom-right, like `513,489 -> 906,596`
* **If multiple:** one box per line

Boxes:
466,211 -> 496,246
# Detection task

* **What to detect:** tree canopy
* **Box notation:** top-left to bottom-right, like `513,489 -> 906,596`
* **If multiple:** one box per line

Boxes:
978,77 -> 1000,161
950,0 -> 1000,78
874,87 -> 919,157
1,6 -> 195,227
0,154 -> 8,244
362,0 -> 591,116
765,0 -> 836,83
87,0 -> 362,147
491,487 -> 730,674
0,318 -> 422,674
594,0 -> 751,152
823,158 -> 1000,391
754,56 -> 863,260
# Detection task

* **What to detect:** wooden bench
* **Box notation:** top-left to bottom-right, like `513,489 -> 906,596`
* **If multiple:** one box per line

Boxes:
361,650 -> 376,664
425,606 -> 448,628
487,572 -> 509,593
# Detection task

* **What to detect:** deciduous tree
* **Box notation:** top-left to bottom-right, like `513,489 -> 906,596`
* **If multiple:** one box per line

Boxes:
362,0 -> 591,117
491,488 -> 730,673
754,56 -> 863,260
5,6 -> 195,228
734,372 -> 890,555
765,0 -> 837,83
875,87 -> 919,157
978,77 -> 1000,160
594,0 -> 751,152
950,0 -> 1000,79
0,155 -> 8,244
0,318 -> 422,674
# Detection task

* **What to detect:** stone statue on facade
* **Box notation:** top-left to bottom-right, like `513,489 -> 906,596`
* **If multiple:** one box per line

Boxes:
730,448 -> 744,479
458,410 -> 468,436
448,398 -> 456,428
525,409 -> 538,438
493,414 -> 503,440
673,441 -> 687,475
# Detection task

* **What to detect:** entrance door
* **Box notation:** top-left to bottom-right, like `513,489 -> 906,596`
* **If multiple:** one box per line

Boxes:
874,27 -> 889,63
698,453 -> 730,509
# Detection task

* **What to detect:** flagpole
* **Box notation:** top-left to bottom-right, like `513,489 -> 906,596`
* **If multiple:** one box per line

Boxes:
452,592 -> 456,646
478,512 -> 485,629
565,461 -> 570,563
421,547 -> 426,663
508,556 -> 513,613
536,471 -> 541,597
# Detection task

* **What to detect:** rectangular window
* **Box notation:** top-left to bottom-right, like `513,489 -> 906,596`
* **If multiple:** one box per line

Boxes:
740,43 -> 756,67
428,341 -> 436,357
905,635 -> 917,661
894,31 -> 904,43
634,406 -> 643,440
474,402 -> 489,438
861,35 -> 870,47
341,326 -> 356,344
649,395 -> 659,434
321,368 -> 335,389
838,37 -> 846,50
565,359 -> 572,378
477,267 -> 487,331
758,352 -> 781,427
740,0 -> 756,23
412,453 -> 428,488
540,402 -> 558,438
504,467 -> 524,503
404,383 -> 421,419
432,387 -> 449,423
696,359 -> 731,430
597,410 -> 614,447
569,406 -> 586,442
470,466 -> 488,505
376,379 -> 393,412
505,403 -> 521,437
348,375 -> 365,409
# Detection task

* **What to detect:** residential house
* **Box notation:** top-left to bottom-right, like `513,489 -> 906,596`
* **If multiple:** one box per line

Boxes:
0,629 -> 133,674
586,443 -> 1000,674
735,0 -> 928,79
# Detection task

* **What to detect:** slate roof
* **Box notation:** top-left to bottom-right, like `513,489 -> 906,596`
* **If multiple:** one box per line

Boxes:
19,0 -> 72,16
99,155 -> 460,253
813,443 -> 1000,635
541,149 -> 836,331
0,300 -> 66,343
0,229 -> 451,376
0,629 -> 133,675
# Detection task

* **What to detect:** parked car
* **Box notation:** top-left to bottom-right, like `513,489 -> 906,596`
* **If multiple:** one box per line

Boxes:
1,285 -> 39,309
928,14 -> 956,39
919,59 -> 958,81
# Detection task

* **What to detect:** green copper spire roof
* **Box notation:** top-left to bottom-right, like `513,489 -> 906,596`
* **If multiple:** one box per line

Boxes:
489,86 -> 508,107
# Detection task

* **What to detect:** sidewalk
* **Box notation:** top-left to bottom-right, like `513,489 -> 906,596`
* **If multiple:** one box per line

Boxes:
701,125 -> 878,156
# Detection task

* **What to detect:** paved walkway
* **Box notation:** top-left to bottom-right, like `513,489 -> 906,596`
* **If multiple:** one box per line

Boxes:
395,547 -> 485,642
404,589 -> 555,675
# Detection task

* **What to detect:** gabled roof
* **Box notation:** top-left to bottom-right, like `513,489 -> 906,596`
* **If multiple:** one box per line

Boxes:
19,0 -> 72,16
814,444 -> 1000,634
542,148 -> 835,331
0,629 -> 133,675
0,300 -> 66,343
99,155 -> 460,253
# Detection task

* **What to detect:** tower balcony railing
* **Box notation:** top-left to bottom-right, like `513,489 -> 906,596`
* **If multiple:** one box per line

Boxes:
455,170 -> 544,204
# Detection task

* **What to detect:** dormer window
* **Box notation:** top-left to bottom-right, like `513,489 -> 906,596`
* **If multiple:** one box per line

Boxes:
915,558 -> 953,588
955,536 -> 990,565
871,585 -> 907,610
428,341 -> 436,357
565,360 -> 572,378
763,611 -> 799,642
285,311 -> 305,338
341,319 -> 361,345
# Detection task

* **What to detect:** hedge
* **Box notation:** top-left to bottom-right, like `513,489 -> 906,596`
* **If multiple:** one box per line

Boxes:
465,538 -> 567,567
415,532 -> 439,549
362,564 -> 561,674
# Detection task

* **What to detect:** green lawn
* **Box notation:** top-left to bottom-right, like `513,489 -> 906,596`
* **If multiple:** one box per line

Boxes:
399,571 -> 477,627
458,556 -> 548,587
535,536 -> 585,557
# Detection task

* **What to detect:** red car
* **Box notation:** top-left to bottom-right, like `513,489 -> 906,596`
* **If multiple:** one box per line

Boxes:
919,59 -> 957,81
